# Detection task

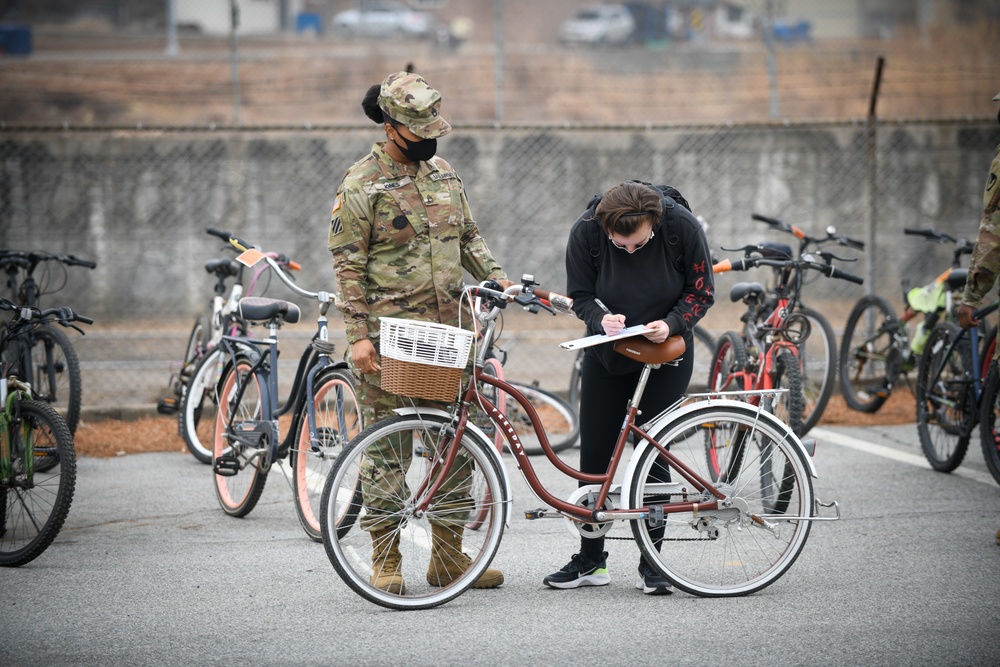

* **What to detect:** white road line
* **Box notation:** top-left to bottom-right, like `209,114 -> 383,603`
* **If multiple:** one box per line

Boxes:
811,427 -> 998,487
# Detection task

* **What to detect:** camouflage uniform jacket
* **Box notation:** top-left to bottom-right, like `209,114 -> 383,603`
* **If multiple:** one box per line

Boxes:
328,141 -> 505,344
963,143 -> 1000,308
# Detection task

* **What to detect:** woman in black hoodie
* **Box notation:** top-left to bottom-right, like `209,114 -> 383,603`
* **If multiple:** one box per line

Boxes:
543,180 -> 715,595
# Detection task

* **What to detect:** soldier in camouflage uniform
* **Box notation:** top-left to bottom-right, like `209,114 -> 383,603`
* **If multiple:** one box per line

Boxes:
955,92 -> 1000,547
328,71 -> 509,591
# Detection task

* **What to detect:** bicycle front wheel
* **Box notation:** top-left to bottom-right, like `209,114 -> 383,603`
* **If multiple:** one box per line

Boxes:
179,347 -> 224,464
916,322 -> 972,471
505,382 -> 579,456
796,306 -> 836,433
630,403 -> 813,597
839,295 -> 901,413
1,399 -> 76,567
978,361 -> 1000,486
29,325 -> 82,435
291,366 -> 363,541
212,355 -> 269,517
705,331 -> 748,480
320,414 -> 507,610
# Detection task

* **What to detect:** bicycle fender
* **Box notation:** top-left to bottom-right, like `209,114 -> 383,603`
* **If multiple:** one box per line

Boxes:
620,399 -> 817,511
390,406 -> 514,525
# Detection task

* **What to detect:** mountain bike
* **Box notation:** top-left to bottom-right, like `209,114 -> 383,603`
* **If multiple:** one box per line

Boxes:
167,228 -> 300,464
0,297 -> 91,566
319,279 -> 839,610
839,228 -> 979,413
749,213 -> 865,432
709,243 -> 863,440
916,301 -> 998,474
0,250 -> 97,434
209,233 -> 361,541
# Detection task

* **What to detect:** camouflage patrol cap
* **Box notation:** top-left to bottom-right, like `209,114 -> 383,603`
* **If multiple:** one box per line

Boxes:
378,71 -> 452,139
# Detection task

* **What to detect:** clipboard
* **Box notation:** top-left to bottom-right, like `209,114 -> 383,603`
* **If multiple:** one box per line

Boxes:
559,325 -> 656,350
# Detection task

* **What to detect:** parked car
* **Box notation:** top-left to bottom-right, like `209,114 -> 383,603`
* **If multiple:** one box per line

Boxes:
558,5 -> 635,45
331,2 -> 435,39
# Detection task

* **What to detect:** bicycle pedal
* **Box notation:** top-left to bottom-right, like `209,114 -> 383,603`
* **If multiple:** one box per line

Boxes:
524,508 -> 550,520
156,397 -> 179,415
213,455 -> 240,476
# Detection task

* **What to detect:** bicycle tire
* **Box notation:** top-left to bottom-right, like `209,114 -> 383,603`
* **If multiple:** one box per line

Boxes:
320,413 -> 507,610
0,399 -> 76,567
291,366 -> 363,542
182,316 -> 211,372
29,325 -> 82,435
466,357 -> 507,531
916,321 -> 972,472
705,331 -> 749,479
178,347 -> 224,464
795,306 -> 836,433
568,349 -> 584,407
978,361 -> 1000,486
212,354 -> 269,517
505,381 -> 580,456
630,402 -> 813,597
839,294 -> 902,413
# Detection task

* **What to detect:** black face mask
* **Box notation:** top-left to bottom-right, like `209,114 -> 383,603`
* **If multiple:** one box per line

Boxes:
391,131 -> 437,162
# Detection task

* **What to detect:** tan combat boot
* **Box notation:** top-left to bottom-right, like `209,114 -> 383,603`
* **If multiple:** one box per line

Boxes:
370,528 -> 405,594
426,524 -> 504,589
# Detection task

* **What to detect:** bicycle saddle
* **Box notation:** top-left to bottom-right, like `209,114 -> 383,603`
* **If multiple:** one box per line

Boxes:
237,297 -> 301,324
613,335 -> 685,365
729,281 -> 765,303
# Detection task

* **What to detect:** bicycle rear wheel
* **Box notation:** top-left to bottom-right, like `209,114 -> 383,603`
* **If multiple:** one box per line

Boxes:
212,355 -> 269,517
291,366 -> 363,541
839,295 -> 901,413
978,361 -> 1000,486
179,347 -> 224,464
320,413 -> 506,610
1,399 -> 76,567
29,325 -> 82,435
630,403 -> 813,597
916,321 -> 972,472
506,382 -> 579,456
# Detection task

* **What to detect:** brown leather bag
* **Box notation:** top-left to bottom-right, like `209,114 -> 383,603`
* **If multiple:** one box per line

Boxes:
613,334 -> 686,365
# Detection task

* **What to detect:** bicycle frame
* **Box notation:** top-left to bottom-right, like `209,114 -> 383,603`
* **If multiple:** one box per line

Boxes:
931,302 -> 999,421
404,285 -> 819,528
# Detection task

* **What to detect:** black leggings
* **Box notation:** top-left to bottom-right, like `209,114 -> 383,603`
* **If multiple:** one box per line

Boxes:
577,349 -> 693,560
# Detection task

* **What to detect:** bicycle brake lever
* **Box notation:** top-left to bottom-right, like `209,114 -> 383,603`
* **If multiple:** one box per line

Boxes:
720,244 -> 760,257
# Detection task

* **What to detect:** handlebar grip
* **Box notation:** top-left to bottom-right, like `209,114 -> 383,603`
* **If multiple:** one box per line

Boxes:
534,288 -> 573,314
827,265 -> 864,285
74,313 -> 95,325
206,228 -> 234,242
714,258 -> 756,273
67,255 -> 97,269
751,213 -> 781,226
840,237 -> 865,250
903,228 -> 933,238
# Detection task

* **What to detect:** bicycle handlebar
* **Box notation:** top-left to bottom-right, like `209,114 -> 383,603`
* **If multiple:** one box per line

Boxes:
215,231 -> 326,305
752,212 -> 865,252
0,250 -> 97,271
713,255 -> 863,285
0,298 -> 93,327
903,227 -> 973,250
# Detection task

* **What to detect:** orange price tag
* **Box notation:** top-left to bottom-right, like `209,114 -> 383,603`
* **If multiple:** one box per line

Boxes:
236,248 -> 265,267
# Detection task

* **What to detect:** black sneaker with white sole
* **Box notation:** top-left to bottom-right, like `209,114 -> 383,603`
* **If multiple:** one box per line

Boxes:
636,560 -> 673,595
542,551 -> 611,589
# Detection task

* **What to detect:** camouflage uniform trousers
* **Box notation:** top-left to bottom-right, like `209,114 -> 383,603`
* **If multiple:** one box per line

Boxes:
349,353 -> 478,533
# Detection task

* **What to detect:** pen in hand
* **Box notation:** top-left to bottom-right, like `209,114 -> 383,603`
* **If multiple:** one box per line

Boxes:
594,298 -> 625,336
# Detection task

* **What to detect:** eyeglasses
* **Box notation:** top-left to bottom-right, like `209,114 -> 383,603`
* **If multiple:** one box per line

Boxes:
609,229 -> 655,253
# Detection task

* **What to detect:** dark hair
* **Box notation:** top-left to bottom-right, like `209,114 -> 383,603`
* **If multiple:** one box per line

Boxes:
595,182 -> 663,236
361,84 -> 386,124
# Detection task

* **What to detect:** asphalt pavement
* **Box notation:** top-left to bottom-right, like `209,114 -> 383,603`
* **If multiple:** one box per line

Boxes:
1,422 -> 999,667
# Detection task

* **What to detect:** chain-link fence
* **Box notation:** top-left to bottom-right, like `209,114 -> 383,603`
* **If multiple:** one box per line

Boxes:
1,119 -> 998,412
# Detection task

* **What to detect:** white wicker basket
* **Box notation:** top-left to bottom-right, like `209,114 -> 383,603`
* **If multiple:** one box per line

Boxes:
379,318 -> 474,401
